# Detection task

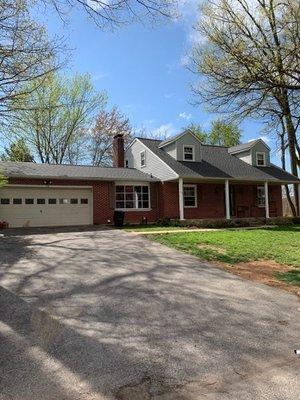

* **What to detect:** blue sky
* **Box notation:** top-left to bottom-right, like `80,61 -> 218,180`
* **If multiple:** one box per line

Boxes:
16,2 -> 280,163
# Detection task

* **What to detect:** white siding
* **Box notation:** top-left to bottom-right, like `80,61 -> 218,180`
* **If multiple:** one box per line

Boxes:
125,140 -> 177,181
235,150 -> 252,165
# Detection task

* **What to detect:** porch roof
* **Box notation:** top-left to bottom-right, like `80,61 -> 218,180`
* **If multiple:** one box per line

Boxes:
139,138 -> 300,183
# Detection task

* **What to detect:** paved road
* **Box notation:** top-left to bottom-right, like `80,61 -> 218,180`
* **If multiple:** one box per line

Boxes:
0,228 -> 299,400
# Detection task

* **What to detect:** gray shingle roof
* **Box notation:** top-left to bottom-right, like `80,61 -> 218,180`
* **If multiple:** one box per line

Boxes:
0,161 -> 158,182
139,138 -> 300,183
228,139 -> 270,154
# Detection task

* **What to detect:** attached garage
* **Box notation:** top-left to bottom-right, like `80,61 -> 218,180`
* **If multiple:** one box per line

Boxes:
0,186 -> 93,228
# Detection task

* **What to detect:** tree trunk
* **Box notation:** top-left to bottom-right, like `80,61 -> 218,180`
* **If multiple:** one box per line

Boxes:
281,92 -> 300,216
279,125 -> 297,216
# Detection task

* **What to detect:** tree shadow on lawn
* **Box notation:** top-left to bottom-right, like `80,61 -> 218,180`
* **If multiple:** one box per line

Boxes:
0,231 -> 299,399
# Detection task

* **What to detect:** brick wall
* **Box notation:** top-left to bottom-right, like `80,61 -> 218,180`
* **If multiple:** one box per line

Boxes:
6,178 -> 283,224
160,182 -> 283,220
8,178 -> 160,224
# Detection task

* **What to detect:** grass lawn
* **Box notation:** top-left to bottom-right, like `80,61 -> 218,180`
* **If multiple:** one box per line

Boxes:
149,225 -> 300,288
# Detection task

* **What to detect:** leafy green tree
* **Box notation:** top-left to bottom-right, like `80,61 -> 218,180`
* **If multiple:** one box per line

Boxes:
191,0 -> 300,213
2,138 -> 34,162
184,120 -> 241,146
209,119 -> 241,147
186,123 -> 208,143
0,173 -> 7,187
0,0 -> 60,122
10,72 -> 106,164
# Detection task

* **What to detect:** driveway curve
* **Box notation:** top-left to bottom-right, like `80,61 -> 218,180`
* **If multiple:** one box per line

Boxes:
0,228 -> 299,400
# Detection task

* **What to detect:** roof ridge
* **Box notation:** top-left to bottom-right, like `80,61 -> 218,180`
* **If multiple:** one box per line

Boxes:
0,160 -> 137,171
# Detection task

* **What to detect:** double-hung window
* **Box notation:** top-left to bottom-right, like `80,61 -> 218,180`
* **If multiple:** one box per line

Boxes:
115,185 -> 150,210
183,145 -> 194,161
256,152 -> 266,166
183,185 -> 197,208
257,186 -> 266,207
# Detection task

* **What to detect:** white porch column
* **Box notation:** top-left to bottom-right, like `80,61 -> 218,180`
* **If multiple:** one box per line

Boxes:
225,180 -> 231,220
264,181 -> 270,219
179,178 -> 184,220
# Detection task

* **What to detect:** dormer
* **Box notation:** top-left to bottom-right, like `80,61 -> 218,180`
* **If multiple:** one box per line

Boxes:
159,130 -> 202,162
228,139 -> 270,167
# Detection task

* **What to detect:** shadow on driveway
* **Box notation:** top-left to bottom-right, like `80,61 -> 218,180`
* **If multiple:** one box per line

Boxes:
0,229 -> 299,399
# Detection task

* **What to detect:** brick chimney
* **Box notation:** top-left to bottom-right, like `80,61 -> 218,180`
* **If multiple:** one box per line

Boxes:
113,133 -> 125,168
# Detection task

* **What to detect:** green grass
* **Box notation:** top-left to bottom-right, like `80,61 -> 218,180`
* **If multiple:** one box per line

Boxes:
123,224 -> 188,232
150,225 -> 300,285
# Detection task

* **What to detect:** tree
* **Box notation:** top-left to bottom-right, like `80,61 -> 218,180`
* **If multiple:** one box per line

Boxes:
0,0 -> 60,123
2,138 -> 34,162
184,120 -> 241,146
209,119 -> 241,147
89,106 -> 133,166
10,72 -> 106,164
191,0 -> 300,214
186,123 -> 208,143
45,0 -> 177,28
0,174 -> 7,187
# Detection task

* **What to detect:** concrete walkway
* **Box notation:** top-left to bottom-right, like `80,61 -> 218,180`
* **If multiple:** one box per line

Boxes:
0,228 -> 299,399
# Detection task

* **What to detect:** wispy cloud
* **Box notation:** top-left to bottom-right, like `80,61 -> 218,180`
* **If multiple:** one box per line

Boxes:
92,72 -> 108,81
164,93 -> 175,99
179,112 -> 192,120
152,123 -> 176,138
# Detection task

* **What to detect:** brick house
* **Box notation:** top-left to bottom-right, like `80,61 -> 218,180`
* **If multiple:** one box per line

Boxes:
0,130 -> 299,228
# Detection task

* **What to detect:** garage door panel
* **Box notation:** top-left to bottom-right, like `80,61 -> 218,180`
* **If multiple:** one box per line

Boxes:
0,187 -> 93,228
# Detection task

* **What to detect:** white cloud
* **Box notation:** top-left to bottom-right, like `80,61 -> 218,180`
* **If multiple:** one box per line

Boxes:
164,93 -> 175,99
92,72 -> 108,81
179,112 -> 192,120
259,135 -> 271,143
152,123 -> 176,139
87,0 -> 109,11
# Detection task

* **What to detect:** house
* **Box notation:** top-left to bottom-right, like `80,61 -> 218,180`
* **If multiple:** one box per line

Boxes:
0,130 -> 299,228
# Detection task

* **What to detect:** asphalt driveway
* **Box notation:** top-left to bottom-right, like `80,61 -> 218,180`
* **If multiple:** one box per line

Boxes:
0,228 -> 299,400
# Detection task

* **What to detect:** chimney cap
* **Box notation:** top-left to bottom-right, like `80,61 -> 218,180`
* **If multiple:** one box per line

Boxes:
113,133 -> 124,139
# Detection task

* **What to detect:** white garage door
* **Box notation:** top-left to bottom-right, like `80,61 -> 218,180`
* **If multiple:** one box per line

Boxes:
0,186 -> 93,228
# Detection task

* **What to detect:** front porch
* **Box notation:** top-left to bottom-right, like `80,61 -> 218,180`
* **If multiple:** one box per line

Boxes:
161,180 -> 291,221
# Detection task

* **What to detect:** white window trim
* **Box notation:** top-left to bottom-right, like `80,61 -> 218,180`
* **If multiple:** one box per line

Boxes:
115,182 -> 151,211
183,184 -> 197,208
256,152 -> 266,166
257,186 -> 266,208
140,150 -> 146,168
183,145 -> 195,161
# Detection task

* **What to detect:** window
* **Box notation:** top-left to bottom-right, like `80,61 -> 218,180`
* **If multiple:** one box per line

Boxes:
125,159 -> 129,168
70,198 -> 78,204
256,152 -> 266,166
81,198 -> 88,204
140,151 -> 146,167
25,198 -> 34,205
59,198 -> 69,204
115,185 -> 150,210
48,198 -> 57,205
257,186 -> 266,207
37,199 -> 45,205
1,198 -> 10,205
13,198 -> 22,205
183,146 -> 194,161
183,185 -> 197,208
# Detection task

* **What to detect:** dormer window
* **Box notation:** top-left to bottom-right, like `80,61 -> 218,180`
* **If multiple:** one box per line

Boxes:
140,150 -> 146,167
183,145 -> 194,161
256,152 -> 266,166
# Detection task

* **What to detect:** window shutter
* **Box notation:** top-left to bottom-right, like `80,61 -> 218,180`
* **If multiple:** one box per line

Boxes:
109,182 -> 115,209
197,184 -> 202,204
150,183 -> 157,209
